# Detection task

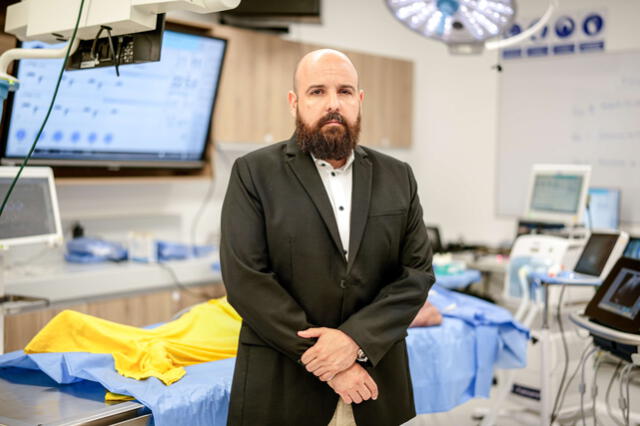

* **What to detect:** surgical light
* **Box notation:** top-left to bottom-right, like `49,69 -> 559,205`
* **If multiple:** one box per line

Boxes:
385,0 -> 559,54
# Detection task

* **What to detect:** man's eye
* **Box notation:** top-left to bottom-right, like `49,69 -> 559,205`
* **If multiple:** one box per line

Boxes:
310,89 -> 323,95
341,89 -> 353,95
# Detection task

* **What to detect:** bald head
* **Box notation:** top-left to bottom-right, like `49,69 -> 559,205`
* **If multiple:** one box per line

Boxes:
293,49 -> 359,94
287,48 -> 364,158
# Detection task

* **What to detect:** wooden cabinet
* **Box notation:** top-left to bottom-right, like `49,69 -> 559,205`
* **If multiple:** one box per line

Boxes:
209,25 -> 414,148
4,283 -> 226,353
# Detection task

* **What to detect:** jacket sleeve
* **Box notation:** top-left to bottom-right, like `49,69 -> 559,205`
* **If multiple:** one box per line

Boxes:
220,157 -> 315,364
338,163 -> 435,367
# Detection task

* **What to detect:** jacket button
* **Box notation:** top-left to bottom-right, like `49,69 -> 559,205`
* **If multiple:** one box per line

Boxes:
340,280 -> 346,289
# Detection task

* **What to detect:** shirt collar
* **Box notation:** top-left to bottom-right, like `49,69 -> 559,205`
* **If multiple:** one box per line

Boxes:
311,150 -> 355,173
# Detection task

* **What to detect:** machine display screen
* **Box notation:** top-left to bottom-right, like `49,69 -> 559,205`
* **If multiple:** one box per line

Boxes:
530,174 -> 584,214
624,238 -> 640,260
573,233 -> 619,277
0,177 -> 56,240
1,30 -> 226,168
598,267 -> 640,320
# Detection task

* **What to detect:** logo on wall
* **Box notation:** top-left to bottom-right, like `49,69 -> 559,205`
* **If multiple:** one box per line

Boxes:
555,16 -> 575,38
583,14 -> 604,36
501,10 -> 606,60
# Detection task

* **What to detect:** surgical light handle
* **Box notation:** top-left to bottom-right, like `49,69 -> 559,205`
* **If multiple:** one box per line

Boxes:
0,39 -> 80,83
485,0 -> 559,51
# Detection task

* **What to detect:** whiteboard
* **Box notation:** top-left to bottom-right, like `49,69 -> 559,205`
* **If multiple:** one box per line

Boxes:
496,50 -> 640,224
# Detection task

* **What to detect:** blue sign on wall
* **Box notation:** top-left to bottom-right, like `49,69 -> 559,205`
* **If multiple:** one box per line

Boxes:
583,14 -> 604,36
502,10 -> 606,60
555,16 -> 576,38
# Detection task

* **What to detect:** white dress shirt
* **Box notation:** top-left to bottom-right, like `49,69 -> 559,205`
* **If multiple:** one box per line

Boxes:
311,151 -> 355,260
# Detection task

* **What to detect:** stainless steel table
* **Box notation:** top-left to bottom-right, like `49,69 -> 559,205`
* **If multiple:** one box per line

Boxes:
0,367 -> 150,426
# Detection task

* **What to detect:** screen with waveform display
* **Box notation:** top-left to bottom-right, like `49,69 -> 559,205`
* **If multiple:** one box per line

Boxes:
1,30 -> 227,169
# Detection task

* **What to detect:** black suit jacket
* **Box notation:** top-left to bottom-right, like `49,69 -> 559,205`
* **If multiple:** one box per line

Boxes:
220,137 -> 435,426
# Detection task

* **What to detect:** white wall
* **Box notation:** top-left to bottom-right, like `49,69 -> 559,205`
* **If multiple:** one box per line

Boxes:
53,0 -> 640,249
286,0 -> 640,246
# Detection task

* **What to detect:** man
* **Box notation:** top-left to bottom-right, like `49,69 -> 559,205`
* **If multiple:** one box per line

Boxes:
220,49 -> 435,426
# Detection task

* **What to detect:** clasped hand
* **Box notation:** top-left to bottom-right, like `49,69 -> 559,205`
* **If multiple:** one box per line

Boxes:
328,363 -> 379,404
298,327 -> 378,404
298,327 -> 358,381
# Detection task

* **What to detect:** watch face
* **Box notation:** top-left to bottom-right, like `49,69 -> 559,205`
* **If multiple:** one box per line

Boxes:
356,349 -> 368,362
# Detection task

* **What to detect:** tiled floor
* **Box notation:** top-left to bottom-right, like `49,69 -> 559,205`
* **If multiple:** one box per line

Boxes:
404,361 -> 640,426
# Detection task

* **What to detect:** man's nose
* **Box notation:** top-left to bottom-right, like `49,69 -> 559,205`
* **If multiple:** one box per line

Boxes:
326,91 -> 340,111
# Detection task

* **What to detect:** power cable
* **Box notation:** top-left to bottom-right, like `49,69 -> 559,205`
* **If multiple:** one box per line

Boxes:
618,363 -> 634,426
591,352 -> 603,425
157,261 -> 213,301
555,343 -> 594,420
0,0 -> 86,218
605,361 -> 625,426
189,143 -> 233,252
580,348 -> 599,426
551,284 -> 569,422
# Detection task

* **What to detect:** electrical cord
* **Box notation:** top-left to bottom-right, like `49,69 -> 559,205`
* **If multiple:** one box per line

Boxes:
624,364 -> 637,426
581,348 -> 599,426
591,352 -> 604,426
626,368 -> 639,426
90,25 -> 120,77
189,176 -> 217,254
606,361 -> 626,426
555,343 -> 595,418
0,0 -> 85,219
156,261 -> 213,301
551,284 -> 569,422
618,363 -> 634,426
189,142 -> 233,253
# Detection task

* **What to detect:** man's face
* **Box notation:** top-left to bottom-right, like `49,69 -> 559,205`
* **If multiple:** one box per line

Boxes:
288,53 -> 364,160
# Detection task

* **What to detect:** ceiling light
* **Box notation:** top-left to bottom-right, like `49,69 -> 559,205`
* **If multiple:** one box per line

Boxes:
385,0 -> 558,54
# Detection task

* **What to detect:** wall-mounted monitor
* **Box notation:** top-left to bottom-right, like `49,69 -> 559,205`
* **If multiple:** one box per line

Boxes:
523,164 -> 591,225
1,30 -> 227,169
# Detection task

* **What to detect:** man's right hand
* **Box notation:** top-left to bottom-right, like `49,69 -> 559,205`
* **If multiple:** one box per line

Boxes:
327,363 -> 378,404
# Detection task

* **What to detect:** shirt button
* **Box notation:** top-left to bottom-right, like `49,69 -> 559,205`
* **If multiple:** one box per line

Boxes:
331,172 -> 336,177
343,250 -> 347,255
339,206 -> 344,211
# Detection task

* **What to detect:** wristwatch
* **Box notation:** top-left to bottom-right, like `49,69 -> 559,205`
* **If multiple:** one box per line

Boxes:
356,348 -> 368,363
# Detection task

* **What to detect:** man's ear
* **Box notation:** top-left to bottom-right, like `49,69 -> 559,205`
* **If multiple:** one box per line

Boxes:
288,91 -> 298,118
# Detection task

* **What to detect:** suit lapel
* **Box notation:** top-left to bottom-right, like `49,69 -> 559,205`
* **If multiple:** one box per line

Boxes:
285,138 -> 345,257
347,147 -> 372,273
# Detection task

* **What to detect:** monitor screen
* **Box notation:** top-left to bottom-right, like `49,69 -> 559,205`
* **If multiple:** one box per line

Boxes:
597,267 -> 640,320
574,233 -> 620,276
0,175 -> 57,241
1,30 -> 226,168
624,237 -> 640,260
584,187 -> 620,230
530,174 -> 584,215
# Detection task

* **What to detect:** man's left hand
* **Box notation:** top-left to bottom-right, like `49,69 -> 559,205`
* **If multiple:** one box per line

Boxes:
298,327 -> 359,381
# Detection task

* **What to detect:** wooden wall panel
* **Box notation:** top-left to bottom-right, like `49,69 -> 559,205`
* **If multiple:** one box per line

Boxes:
209,25 -> 414,148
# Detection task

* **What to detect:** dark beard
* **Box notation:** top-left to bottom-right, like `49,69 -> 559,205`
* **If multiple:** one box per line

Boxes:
295,111 -> 361,161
